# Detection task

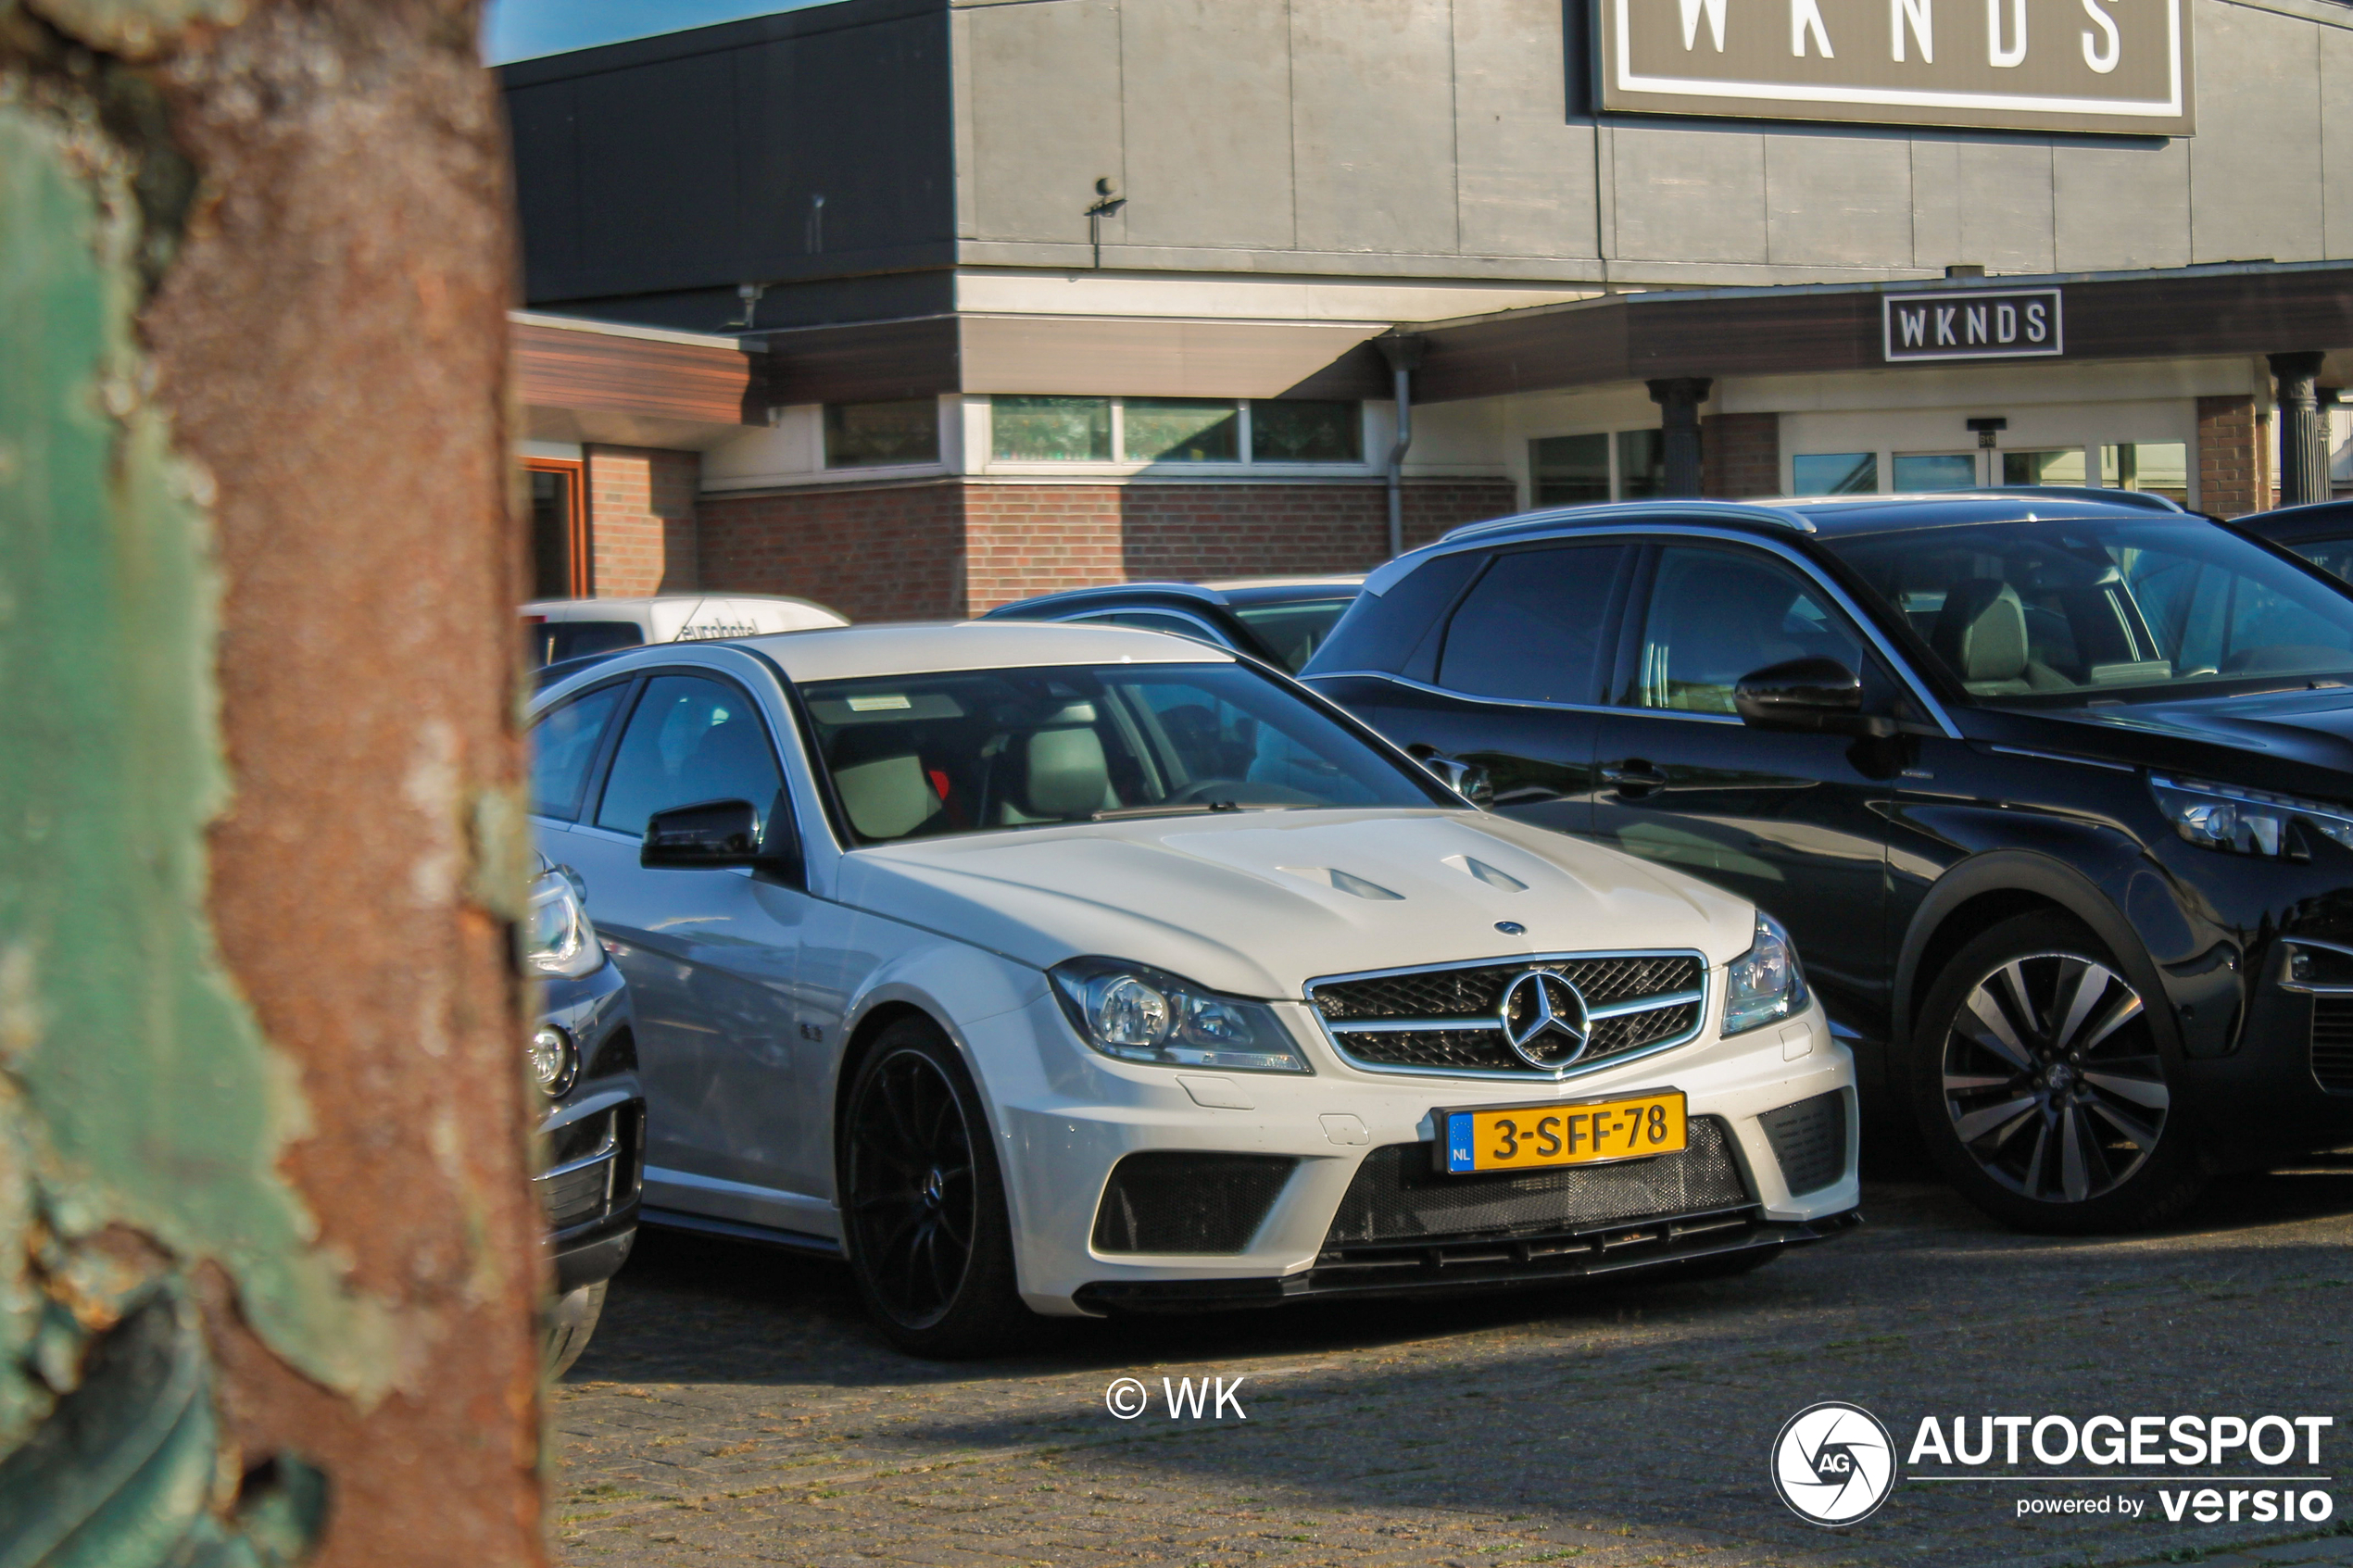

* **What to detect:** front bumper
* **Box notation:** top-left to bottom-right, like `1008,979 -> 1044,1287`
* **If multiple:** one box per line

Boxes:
967,991 -> 1857,1316
537,959 -> 644,1297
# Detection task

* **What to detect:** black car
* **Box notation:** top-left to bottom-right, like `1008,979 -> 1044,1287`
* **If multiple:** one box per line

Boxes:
2236,497 -> 2353,583
983,575 -> 1362,671
1301,495 -> 2353,1233
522,858 -> 645,1374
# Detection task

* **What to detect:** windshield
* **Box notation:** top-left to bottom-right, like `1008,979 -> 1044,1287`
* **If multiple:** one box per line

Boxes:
1819,517 -> 2353,702
799,663 -> 1445,845
1233,597 -> 1355,671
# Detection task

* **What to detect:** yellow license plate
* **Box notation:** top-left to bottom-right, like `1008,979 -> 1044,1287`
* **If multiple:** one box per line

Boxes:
1438,1091 -> 1687,1173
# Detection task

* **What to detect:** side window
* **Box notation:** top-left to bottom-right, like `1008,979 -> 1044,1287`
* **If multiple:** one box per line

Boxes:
1435,546 -> 1629,705
1627,547 -> 1869,714
528,682 -> 629,821
593,675 -> 786,839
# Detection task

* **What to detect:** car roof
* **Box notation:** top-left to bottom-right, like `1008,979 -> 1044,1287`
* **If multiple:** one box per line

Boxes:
2236,498 -> 2353,540
990,576 -> 1363,615
1438,491 -> 2183,545
735,621 -> 1237,683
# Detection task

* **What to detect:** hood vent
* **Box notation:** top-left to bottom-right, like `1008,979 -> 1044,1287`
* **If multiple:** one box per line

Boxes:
1281,865 -> 1405,901
1444,854 -> 1528,892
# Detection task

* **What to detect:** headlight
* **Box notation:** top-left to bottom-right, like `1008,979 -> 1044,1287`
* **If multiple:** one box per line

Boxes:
1723,911 -> 1806,1035
2151,774 -> 2353,858
527,1024 -> 579,1098
1049,957 -> 1311,1073
522,868 -> 603,979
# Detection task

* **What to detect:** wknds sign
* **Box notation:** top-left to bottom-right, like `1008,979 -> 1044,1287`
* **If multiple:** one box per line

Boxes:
1883,288 -> 2064,362
1598,0 -> 2192,134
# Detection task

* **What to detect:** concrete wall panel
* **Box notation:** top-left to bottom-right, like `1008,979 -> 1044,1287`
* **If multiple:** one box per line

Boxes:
1121,0 -> 1295,250
2189,4 -> 2324,265
1453,0 -> 1598,259
966,0 -> 1125,245
1290,0 -> 1461,256
2318,25 -> 2353,259
1955,140 -> 2057,273
1610,126 -> 1768,263
1764,132 -> 1916,268
2055,137 -> 2191,271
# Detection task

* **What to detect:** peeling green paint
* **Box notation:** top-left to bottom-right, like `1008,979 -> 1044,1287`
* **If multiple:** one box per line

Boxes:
0,88 -> 407,1458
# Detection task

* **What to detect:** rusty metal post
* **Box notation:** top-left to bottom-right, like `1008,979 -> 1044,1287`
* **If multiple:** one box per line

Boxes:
0,2 -> 544,1564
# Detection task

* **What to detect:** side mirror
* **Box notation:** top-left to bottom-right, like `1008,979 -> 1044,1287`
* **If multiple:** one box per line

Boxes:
1733,658 -> 1885,735
641,797 -> 798,877
1414,750 -> 1495,809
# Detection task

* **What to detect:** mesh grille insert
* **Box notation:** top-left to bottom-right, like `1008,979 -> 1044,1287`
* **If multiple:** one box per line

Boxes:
1322,1117 -> 1749,1248
1093,1153 -> 1298,1254
1757,1090 -> 1849,1196
2314,997 -> 2353,1094
1308,953 -> 1705,1076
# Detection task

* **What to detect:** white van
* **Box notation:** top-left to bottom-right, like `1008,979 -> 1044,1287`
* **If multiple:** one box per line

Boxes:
522,595 -> 849,667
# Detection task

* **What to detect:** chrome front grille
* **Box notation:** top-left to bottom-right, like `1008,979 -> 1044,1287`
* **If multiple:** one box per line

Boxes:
1304,951 -> 1709,1079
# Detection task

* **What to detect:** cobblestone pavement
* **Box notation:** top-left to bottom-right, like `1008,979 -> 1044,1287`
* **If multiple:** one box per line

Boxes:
551,1164 -> 2353,1568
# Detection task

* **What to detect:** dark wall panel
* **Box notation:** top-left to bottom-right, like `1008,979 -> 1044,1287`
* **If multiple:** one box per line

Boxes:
504,0 -> 954,307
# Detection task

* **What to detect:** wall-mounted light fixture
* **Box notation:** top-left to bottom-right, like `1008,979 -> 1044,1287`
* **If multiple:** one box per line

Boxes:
1086,178 -> 1126,270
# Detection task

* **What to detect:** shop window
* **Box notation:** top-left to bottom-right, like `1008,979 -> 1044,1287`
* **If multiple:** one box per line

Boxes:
1893,453 -> 1979,492
2100,443 -> 2188,505
1531,434 -> 1611,505
526,459 -> 585,599
2002,449 -> 2088,486
824,399 -> 940,469
1617,430 -> 1667,500
1126,398 -> 1239,462
993,396 -> 1112,461
2331,408 -> 2353,487
1792,453 -> 1878,495
1252,401 -> 1362,463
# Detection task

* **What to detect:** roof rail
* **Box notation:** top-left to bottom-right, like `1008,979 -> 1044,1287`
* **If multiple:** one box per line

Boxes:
1440,499 -> 1818,544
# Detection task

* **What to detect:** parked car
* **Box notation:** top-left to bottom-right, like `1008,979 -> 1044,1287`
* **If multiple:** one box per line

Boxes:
523,621 -> 1856,1355
1300,494 -> 2353,1234
522,855 -> 645,1375
2235,497 -> 2353,583
982,576 -> 1364,672
522,593 -> 848,668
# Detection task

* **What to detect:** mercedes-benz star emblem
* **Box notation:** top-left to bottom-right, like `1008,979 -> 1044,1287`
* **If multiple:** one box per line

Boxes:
1499,970 -> 1590,1070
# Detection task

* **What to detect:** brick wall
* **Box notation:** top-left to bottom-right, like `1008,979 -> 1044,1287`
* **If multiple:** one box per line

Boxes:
702,478 -> 1520,620
585,445 -> 700,595
698,479 -> 967,621
1703,413 -> 1780,497
2196,396 -> 2267,517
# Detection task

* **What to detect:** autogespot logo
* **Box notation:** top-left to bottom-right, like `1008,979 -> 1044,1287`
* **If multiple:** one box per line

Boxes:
1774,1402 -> 1898,1525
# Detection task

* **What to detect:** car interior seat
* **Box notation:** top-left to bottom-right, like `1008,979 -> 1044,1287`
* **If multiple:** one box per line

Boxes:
1931,579 -> 2073,695
996,726 -> 1114,823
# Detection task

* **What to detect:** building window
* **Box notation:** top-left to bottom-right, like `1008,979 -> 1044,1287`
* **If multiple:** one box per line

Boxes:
2101,442 -> 2188,505
1793,453 -> 1879,495
993,395 -> 1112,461
526,458 -> 586,598
1893,452 -> 1979,491
1530,433 -> 1611,505
1617,430 -> 1667,500
2002,449 -> 2088,486
824,399 -> 940,469
1124,398 -> 1240,462
1252,400 -> 1363,463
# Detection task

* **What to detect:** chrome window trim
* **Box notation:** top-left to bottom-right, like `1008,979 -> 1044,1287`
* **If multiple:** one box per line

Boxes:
1982,744 -> 2137,774
1302,949 -> 1713,1083
1354,522 -> 1962,739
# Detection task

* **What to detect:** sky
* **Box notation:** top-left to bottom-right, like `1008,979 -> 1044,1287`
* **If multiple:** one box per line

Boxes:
482,0 -> 840,65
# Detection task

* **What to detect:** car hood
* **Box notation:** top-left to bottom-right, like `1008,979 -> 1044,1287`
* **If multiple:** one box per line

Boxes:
831,809 -> 1757,998
1989,684 -> 2353,800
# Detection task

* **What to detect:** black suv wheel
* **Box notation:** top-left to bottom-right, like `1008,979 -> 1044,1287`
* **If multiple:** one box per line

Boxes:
841,1016 -> 1031,1357
1908,911 -> 2205,1234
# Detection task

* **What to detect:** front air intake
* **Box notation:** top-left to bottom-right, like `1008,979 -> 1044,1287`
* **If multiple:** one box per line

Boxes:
1757,1090 -> 1850,1196
1091,1153 -> 1297,1254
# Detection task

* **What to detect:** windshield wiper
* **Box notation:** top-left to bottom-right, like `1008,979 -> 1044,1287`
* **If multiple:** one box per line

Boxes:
1090,800 -> 1257,822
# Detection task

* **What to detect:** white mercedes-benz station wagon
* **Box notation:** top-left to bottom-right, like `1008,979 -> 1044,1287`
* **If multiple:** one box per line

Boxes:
526,622 -> 1858,1354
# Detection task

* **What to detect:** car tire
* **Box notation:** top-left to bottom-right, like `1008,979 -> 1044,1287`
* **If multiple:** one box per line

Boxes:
1908,910 -> 2205,1235
544,1280 -> 606,1379
841,1016 -> 1032,1359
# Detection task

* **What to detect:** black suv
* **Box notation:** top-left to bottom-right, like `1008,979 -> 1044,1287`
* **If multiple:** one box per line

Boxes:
1301,495 -> 2353,1232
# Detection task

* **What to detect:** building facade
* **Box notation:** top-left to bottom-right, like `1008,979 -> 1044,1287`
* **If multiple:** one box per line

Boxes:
502,0 -> 2353,621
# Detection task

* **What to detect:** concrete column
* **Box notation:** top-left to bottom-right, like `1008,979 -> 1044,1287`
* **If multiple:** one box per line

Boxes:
1648,377 -> 1713,498
2271,352 -> 2331,509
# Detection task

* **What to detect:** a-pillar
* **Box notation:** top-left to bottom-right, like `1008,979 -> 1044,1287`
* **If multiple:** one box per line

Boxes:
2271,351 -> 2330,508
1648,377 -> 1712,498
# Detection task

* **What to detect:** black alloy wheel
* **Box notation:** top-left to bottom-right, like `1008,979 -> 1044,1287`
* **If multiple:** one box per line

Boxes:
841,1017 -> 1029,1357
1910,911 -> 2205,1234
